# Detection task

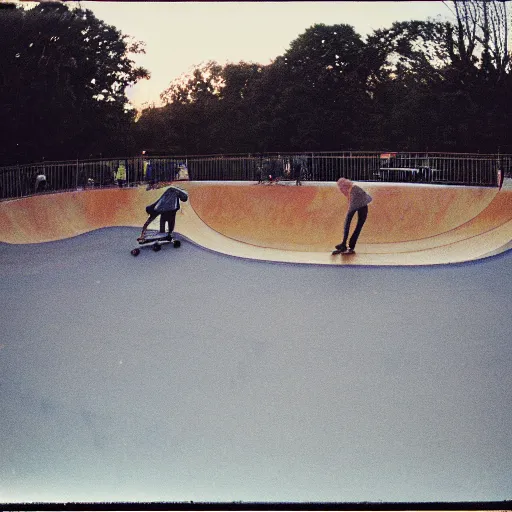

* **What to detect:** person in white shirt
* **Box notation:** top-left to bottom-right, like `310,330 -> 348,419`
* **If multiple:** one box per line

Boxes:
35,173 -> 47,193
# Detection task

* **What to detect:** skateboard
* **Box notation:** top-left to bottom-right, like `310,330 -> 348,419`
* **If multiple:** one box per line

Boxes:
131,232 -> 181,256
331,248 -> 356,256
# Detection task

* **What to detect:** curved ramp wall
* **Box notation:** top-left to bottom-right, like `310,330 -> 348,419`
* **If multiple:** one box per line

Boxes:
1,182 -> 511,266
189,183 -> 502,250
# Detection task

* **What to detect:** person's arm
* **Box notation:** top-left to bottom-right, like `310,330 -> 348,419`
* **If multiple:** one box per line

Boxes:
176,188 -> 188,202
139,217 -> 153,239
156,181 -> 175,189
147,181 -> 174,191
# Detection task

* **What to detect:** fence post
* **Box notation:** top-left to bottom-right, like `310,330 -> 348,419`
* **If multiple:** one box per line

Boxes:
17,163 -> 21,198
76,158 -> 79,190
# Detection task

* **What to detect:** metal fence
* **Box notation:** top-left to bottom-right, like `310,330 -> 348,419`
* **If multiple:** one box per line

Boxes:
0,151 -> 509,200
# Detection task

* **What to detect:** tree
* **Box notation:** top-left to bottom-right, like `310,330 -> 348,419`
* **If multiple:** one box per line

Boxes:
144,60 -> 266,154
362,20 -> 452,150
214,62 -> 264,152
138,11 -> 512,156
446,0 -> 509,81
362,13 -> 511,152
443,0 -> 512,151
246,24 -> 378,150
276,24 -> 372,150
156,61 -> 224,154
0,2 -> 149,164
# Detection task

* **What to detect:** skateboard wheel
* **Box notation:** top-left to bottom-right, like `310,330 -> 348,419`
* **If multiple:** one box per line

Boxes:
173,240 -> 181,248
153,244 -> 161,252
131,249 -> 140,256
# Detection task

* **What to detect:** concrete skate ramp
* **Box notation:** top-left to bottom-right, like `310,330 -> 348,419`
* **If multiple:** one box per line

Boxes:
1,182 -> 511,266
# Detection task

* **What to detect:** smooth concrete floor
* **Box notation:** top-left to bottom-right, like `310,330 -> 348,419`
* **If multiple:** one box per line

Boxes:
1,227 -> 511,503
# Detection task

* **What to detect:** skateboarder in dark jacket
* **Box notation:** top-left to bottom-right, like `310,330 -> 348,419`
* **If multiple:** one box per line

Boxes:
138,182 -> 188,241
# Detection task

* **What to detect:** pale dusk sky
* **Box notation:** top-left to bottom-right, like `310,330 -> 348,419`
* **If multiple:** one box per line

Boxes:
72,2 -> 452,110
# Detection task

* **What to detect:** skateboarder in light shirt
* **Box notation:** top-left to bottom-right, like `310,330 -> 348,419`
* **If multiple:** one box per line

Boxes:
333,178 -> 372,255
138,181 -> 188,242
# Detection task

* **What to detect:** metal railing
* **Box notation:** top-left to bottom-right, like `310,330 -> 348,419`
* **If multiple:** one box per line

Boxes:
0,151 -> 508,201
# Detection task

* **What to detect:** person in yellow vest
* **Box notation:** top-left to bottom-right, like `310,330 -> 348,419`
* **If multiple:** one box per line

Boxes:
116,160 -> 127,187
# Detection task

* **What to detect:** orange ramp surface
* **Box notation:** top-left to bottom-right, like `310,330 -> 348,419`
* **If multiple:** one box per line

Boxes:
1,181 -> 511,266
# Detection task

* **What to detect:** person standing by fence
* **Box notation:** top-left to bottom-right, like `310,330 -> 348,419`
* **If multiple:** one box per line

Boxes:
143,159 -> 154,183
333,178 -> 372,255
116,160 -> 127,187
34,171 -> 47,193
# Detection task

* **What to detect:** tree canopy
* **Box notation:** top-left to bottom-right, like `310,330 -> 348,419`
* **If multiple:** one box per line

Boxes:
136,2 -> 512,155
1,0 -> 511,165
0,2 -> 148,164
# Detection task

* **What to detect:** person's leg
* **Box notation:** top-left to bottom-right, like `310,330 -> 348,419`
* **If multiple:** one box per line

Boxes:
139,206 -> 159,239
164,211 -> 177,238
139,215 -> 157,239
348,206 -> 368,250
336,210 -> 356,250
159,211 -> 176,236
159,212 -> 167,233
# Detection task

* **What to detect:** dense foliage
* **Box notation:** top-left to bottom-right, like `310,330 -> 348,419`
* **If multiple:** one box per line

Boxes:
0,2 -> 148,164
138,2 -> 512,155
1,1 -> 511,164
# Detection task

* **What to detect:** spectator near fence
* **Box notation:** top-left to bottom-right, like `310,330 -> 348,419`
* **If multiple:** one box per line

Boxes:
292,156 -> 304,185
34,171 -> 47,193
175,162 -> 189,181
116,160 -> 127,187
143,159 -> 154,183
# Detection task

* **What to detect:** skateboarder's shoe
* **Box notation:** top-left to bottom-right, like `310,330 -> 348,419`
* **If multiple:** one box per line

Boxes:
335,243 -> 347,252
345,248 -> 356,254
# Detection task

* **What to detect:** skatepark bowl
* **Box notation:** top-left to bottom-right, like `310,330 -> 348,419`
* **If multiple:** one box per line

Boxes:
1,181 -> 511,504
